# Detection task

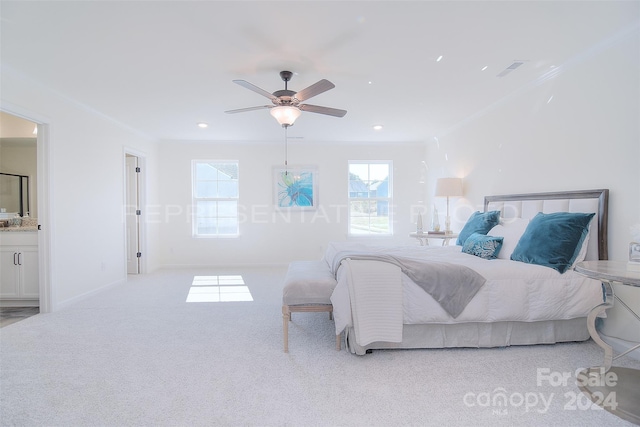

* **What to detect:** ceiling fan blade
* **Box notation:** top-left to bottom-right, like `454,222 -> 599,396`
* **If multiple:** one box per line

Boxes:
225,105 -> 272,114
232,80 -> 277,101
293,79 -> 335,102
299,104 -> 347,118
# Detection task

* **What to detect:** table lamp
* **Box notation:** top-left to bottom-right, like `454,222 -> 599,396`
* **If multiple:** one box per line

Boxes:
435,178 -> 463,234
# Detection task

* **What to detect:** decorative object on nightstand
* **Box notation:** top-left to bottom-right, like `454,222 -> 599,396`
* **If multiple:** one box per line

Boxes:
416,213 -> 423,233
630,243 -> 640,271
435,177 -> 463,234
431,205 -> 440,232
630,242 -> 640,262
629,223 -> 640,271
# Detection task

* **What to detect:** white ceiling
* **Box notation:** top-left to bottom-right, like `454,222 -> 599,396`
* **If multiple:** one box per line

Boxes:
1,1 -> 638,143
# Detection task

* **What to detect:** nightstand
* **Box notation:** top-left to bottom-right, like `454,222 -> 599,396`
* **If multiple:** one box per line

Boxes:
409,232 -> 458,246
573,260 -> 640,425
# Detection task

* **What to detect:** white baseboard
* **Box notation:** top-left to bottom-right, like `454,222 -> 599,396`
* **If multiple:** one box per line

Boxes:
158,262 -> 290,269
55,278 -> 126,311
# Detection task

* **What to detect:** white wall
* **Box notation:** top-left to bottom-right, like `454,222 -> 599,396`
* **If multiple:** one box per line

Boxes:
426,26 -> 639,261
425,24 -> 640,345
156,140 -> 426,266
1,73 -> 160,310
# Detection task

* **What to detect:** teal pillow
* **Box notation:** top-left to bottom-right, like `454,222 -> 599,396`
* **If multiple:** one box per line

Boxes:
462,233 -> 504,259
510,212 -> 595,273
456,210 -> 501,245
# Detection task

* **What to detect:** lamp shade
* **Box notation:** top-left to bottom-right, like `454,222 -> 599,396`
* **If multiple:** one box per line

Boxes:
435,178 -> 463,197
270,106 -> 302,127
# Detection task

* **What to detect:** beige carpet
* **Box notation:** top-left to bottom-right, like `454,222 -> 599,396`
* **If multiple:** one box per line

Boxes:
1,267 -> 639,426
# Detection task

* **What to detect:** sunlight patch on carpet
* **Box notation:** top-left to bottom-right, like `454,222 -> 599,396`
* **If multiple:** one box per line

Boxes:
186,275 -> 253,302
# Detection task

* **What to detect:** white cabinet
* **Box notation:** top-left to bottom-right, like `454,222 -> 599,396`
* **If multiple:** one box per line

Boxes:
0,248 -> 20,297
0,233 -> 39,303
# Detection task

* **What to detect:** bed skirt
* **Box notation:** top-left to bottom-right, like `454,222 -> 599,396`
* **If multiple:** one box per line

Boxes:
343,317 -> 590,355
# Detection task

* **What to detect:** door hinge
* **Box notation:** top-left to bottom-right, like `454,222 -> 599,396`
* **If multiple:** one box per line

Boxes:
135,167 -> 141,173
137,252 -> 142,258
136,209 -> 141,215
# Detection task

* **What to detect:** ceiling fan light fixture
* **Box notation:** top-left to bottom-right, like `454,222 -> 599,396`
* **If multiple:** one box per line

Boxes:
270,105 -> 301,127
226,71 -> 346,124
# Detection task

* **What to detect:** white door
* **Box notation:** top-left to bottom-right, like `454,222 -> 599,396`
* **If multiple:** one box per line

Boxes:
125,155 -> 140,274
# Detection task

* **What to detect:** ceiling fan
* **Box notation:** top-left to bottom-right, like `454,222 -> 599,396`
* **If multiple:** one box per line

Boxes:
225,71 -> 347,127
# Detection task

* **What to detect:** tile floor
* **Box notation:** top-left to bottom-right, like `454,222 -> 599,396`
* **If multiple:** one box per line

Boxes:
0,307 -> 39,328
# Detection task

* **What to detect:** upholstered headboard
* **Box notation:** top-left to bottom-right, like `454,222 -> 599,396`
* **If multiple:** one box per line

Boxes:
484,189 -> 609,261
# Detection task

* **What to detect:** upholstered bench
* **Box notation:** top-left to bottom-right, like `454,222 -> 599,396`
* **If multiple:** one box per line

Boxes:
282,260 -> 341,352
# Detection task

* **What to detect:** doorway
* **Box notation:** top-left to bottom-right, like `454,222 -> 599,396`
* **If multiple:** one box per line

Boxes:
0,111 -> 42,313
125,152 -> 144,274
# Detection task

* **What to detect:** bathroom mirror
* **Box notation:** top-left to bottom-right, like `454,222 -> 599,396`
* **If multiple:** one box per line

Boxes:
0,173 -> 30,218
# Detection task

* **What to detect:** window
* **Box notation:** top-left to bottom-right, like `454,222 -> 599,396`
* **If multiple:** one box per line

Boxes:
348,161 -> 392,235
192,161 -> 239,237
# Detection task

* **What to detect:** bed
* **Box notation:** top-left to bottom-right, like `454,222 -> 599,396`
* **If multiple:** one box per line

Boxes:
327,189 -> 609,355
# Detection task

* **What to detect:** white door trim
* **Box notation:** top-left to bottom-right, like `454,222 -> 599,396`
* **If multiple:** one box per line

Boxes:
1,104 -> 53,313
123,147 -> 147,275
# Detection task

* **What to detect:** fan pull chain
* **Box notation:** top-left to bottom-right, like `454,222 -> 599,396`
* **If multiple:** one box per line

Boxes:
284,126 -> 288,176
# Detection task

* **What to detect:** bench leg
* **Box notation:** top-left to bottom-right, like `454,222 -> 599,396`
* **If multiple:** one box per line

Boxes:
282,305 -> 290,353
336,333 -> 341,351
281,304 -> 334,353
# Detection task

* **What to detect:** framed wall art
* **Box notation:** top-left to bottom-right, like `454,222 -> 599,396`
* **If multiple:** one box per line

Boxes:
273,166 -> 318,210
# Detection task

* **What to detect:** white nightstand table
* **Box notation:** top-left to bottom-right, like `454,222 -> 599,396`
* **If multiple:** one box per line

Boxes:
409,232 -> 458,247
573,260 -> 640,425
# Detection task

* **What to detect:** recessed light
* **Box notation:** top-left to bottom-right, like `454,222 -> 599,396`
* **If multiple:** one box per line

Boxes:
481,66 -> 488,71
373,125 -> 383,131
436,55 -> 443,62
197,122 -> 208,128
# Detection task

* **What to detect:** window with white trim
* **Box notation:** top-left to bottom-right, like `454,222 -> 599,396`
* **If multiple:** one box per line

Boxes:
348,161 -> 392,235
192,161 -> 239,237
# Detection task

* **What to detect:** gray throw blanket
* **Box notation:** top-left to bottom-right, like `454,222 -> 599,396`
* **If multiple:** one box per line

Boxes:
331,251 -> 486,318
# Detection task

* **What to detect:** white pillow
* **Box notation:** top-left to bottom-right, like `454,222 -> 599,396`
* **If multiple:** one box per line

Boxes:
488,218 -> 530,260
571,216 -> 594,267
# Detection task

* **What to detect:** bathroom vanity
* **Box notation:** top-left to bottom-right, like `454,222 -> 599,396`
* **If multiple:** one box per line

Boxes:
0,229 -> 38,307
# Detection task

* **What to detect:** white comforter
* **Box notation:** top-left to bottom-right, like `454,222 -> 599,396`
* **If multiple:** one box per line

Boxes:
326,242 -> 603,337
